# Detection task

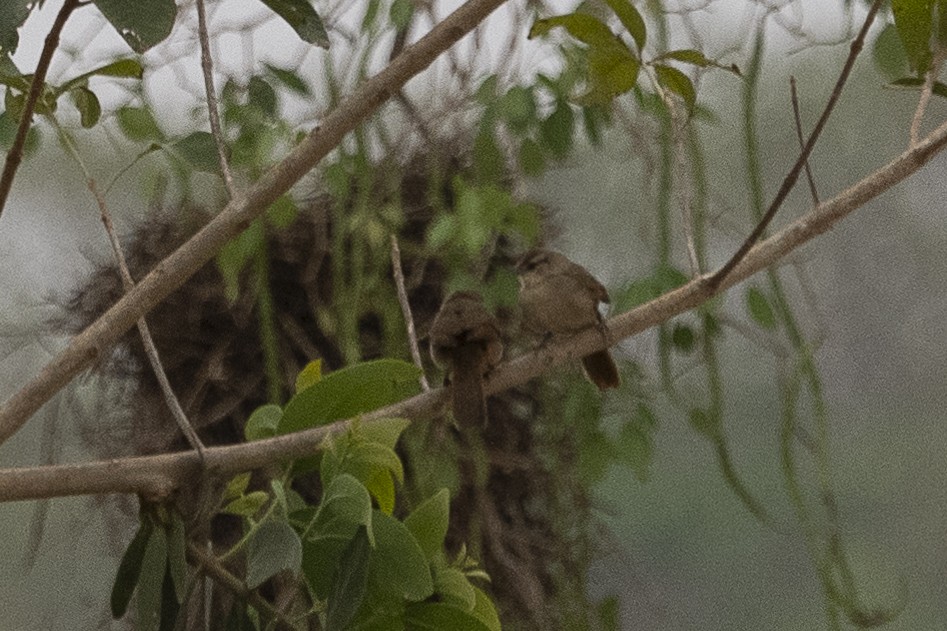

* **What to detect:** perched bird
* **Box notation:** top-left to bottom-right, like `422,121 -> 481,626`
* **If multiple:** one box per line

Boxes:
516,248 -> 620,390
429,291 -> 504,427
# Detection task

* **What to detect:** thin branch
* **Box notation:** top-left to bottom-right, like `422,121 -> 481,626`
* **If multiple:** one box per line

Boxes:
186,541 -> 303,630
0,0 -> 513,445
789,76 -> 820,205
709,0 -> 883,290
55,123 -> 206,458
7,116 -> 947,500
0,0 -> 82,219
390,235 -> 430,391
910,50 -> 946,146
195,0 -> 238,198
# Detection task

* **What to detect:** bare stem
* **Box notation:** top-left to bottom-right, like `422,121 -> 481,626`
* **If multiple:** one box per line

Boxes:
790,76 -> 820,206
0,0 -> 81,219
710,0 -> 884,289
390,235 -> 431,391
196,0 -> 237,198
54,123 -> 206,458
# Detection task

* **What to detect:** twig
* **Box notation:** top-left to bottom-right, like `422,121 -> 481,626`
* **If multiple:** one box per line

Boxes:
196,0 -> 238,198
0,0 -> 82,219
186,541 -> 302,630
390,235 -> 430,391
789,76 -> 820,205
910,50 -> 946,146
709,0 -> 883,290
54,123 -> 206,459
8,114 -> 947,501
0,0 -> 513,445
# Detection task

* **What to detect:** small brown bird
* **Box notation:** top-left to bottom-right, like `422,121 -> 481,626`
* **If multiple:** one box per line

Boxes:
516,248 -> 620,390
429,291 -> 504,427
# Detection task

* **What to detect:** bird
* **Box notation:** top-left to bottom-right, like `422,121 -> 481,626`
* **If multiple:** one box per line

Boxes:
516,248 -> 620,390
429,291 -> 504,427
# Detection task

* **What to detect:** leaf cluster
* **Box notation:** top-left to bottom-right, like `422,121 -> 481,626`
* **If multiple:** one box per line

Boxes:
113,358 -> 501,630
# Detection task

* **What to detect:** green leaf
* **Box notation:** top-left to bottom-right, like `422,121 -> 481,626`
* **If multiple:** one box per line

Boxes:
891,0 -> 934,73
369,510 -> 433,601
654,63 -> 696,113
264,63 -> 311,96
358,417 -> 411,450
654,49 -> 741,76
498,86 -> 536,133
93,0 -> 177,53
222,491 -> 270,517
266,194 -> 298,229
471,587 -> 502,631
326,526 -> 373,631
311,474 -> 374,538
874,24 -> 910,80
603,0 -> 646,51
172,131 -> 222,173
58,58 -> 144,94
688,407 -> 719,436
111,518 -> 155,618
670,323 -> 695,353
433,566 -> 476,610
246,519 -> 302,589
294,359 -> 322,393
258,0 -> 330,48
116,106 -> 164,142
888,76 -> 947,99
136,523 -> 168,631
529,13 -> 618,48
404,489 -> 450,560
167,511 -> 188,604
612,278 -> 660,312
216,219 -> 265,303
301,474 -> 373,599
427,214 -> 457,250
745,286 -> 776,329
585,45 -> 639,102
321,436 -> 404,514
0,0 -> 31,56
245,403 -> 283,441
390,0 -> 415,29
539,101 -> 575,160
518,137 -> 545,176
70,86 -> 101,128
597,595 -> 621,631
279,359 -> 421,434
473,126 -> 504,183
616,403 -> 657,482
403,602 -> 491,630
223,473 -> 251,501
248,75 -> 278,116
367,468 -> 396,516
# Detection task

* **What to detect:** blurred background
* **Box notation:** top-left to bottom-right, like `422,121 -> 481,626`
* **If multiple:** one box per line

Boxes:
2,0 -> 946,629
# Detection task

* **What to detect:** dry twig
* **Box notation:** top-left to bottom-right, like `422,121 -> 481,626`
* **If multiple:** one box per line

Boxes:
0,0 -> 82,218
390,235 -> 430,391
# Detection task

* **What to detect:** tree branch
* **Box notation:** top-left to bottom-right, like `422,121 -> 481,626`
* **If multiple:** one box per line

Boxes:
5,114 -> 947,501
708,0 -> 883,289
0,0 -> 512,445
0,0 -> 82,219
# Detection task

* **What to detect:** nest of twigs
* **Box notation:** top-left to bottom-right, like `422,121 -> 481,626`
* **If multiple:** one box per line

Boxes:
57,152 -> 601,629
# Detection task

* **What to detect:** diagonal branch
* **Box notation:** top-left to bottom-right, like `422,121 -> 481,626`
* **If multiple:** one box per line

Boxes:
6,111 -> 947,501
0,0 -> 82,219
708,0 -> 883,290
0,0 -> 512,446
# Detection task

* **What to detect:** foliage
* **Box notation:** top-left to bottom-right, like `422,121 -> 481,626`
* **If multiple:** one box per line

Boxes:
2,0 -> 927,629
113,360 -> 500,630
